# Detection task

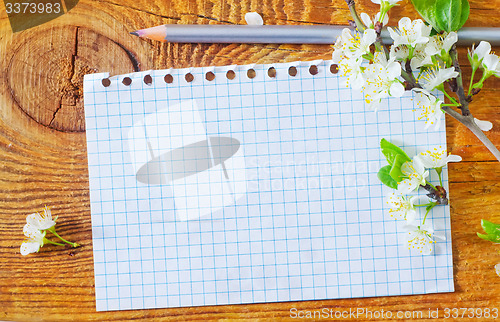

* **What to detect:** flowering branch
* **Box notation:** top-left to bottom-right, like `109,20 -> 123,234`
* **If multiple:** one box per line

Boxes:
20,206 -> 79,256
447,46 -> 500,161
378,139 -> 459,254
333,0 -> 500,162
332,0 -> 500,255
335,0 -> 500,264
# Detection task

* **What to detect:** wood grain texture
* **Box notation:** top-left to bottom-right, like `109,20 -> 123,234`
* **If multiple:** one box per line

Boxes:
0,0 -> 499,321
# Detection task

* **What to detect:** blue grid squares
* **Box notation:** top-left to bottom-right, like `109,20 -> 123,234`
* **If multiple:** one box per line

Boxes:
83,60 -> 454,311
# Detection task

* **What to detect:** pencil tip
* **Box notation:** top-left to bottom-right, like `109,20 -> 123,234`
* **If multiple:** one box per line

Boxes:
130,31 -> 139,37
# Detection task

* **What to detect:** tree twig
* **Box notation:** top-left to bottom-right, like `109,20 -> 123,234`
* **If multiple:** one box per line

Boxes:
401,63 -> 419,89
450,45 -> 471,116
421,183 -> 448,205
345,0 -> 365,32
401,46 -> 500,161
440,106 -> 500,161
445,45 -> 500,161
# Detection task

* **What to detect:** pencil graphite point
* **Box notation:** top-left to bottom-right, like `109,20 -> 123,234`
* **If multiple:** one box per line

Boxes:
131,25 -> 168,42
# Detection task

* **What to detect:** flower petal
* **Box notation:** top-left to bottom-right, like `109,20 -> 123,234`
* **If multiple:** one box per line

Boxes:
389,82 -> 405,97
26,213 -> 42,228
415,154 -> 434,168
474,118 -> 493,131
381,13 -> 389,25
25,208 -> 56,230
443,67 -> 459,81
244,12 -> 263,25
23,223 -> 37,237
20,241 -> 41,255
420,244 -> 434,255
362,29 -> 377,46
444,32 -> 458,52
483,54 -> 500,71
447,154 -> 462,163
417,147 -> 460,168
475,41 -> 491,60
405,209 -> 417,223
387,27 -> 399,42
360,12 -> 372,28
412,87 -> 431,96
433,116 -> 443,130
398,17 -> 410,29
23,223 -> 45,243
397,178 -> 417,194
386,61 -> 402,78
433,231 -> 446,241
412,156 -> 426,174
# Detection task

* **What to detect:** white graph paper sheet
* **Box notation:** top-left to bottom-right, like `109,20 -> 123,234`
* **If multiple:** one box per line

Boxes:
83,60 -> 454,311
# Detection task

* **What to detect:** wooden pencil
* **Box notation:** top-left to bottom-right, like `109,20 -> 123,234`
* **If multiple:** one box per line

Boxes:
130,24 -> 500,46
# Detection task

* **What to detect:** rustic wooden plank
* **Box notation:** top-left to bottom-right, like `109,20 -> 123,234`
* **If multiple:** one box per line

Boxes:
1,0 -> 500,321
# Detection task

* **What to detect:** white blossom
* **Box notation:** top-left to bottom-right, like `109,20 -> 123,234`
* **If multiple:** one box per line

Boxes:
482,54 -> 500,77
495,263 -> 500,277
403,222 -> 445,255
386,192 -> 417,222
468,41 -> 491,70
332,28 -> 377,63
360,12 -> 389,28
337,57 -> 365,90
413,88 -> 445,130
418,64 -> 459,91
363,59 -> 405,110
26,206 -> 56,231
372,51 -> 388,66
389,44 -> 432,69
410,52 -> 433,69
425,32 -> 458,57
474,118 -> 493,131
416,146 -> 462,169
20,224 -> 46,255
397,157 -> 429,194
387,17 -> 431,48
389,45 -> 410,61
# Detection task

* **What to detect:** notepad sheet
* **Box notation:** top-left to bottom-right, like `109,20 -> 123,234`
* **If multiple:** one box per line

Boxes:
84,60 -> 454,311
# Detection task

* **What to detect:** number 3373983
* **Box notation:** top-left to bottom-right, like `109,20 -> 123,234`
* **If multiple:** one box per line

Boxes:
443,308 -> 498,319
5,2 -> 62,14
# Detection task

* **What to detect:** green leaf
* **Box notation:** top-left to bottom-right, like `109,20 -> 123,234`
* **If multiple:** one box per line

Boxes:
411,0 -> 439,30
477,219 -> 500,243
378,165 -> 398,189
481,219 -> 500,235
389,154 -> 408,182
477,232 -> 500,243
458,0 -> 470,31
411,0 -> 470,32
435,0 -> 469,32
381,148 -> 400,166
380,139 -> 411,165
379,139 -> 411,185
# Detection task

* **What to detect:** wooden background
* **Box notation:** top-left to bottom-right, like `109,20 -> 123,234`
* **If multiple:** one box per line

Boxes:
1,0 -> 499,320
